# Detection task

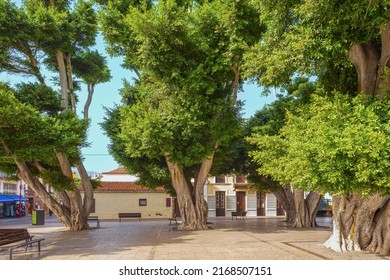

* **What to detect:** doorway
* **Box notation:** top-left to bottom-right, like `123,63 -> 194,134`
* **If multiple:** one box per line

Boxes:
257,192 -> 266,216
236,191 -> 246,213
215,191 -> 225,216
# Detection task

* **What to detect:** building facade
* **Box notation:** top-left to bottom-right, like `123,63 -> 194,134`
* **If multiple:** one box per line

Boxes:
205,175 -> 285,218
91,167 -> 173,219
0,173 -> 29,218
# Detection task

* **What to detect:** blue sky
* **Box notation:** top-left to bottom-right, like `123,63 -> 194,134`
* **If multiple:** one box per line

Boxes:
3,1 -> 275,173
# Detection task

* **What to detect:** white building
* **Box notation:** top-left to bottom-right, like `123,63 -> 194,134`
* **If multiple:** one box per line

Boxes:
205,175 -> 285,218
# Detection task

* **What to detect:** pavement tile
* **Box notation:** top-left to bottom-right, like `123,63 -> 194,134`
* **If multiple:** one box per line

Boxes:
1,215 -> 389,260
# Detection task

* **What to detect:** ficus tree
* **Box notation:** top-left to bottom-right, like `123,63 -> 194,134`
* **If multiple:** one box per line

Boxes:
99,0 -> 262,230
245,78 -> 323,227
0,0 -> 110,230
249,93 -> 390,255
244,0 -> 390,254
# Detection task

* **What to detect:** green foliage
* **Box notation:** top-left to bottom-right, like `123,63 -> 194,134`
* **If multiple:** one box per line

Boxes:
243,0 -> 389,90
100,0 -> 261,190
0,84 -> 88,179
13,82 -> 63,116
72,50 -> 112,85
249,93 -> 390,196
239,78 -> 318,192
40,169 -> 75,191
102,104 -> 173,192
24,0 -> 97,53
0,0 -> 98,79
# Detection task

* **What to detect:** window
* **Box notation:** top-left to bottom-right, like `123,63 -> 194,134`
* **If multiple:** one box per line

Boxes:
166,198 -> 171,207
139,199 -> 147,206
235,176 -> 246,183
215,176 -> 225,183
3,183 -> 17,194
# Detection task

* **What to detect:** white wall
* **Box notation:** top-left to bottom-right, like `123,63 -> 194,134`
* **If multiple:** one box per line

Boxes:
266,193 -> 277,216
100,174 -> 139,182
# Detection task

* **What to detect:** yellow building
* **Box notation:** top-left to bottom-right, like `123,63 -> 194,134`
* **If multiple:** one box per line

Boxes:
91,168 -> 173,220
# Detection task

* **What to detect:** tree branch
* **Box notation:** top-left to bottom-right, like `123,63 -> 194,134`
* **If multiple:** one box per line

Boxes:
65,54 -> 76,112
231,64 -> 240,106
56,50 -> 69,109
84,84 -> 94,120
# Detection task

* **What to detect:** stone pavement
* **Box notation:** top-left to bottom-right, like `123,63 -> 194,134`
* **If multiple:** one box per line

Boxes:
0,215 -> 389,260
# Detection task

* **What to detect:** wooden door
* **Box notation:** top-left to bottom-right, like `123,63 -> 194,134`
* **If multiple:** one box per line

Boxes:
257,192 -> 266,216
236,191 -> 246,213
215,191 -> 225,216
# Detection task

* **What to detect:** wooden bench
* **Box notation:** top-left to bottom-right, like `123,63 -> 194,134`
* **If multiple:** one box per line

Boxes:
118,213 -> 141,222
231,211 -> 248,220
0,228 -> 45,260
168,214 -> 178,225
87,216 -> 100,228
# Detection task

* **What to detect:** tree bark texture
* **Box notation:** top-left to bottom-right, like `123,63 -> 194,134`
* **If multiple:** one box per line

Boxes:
12,151 -> 92,231
65,54 -> 76,112
273,185 -> 296,223
273,185 -> 322,228
348,23 -> 390,98
166,157 -> 213,230
56,152 -> 89,230
56,50 -> 69,109
324,194 -> 390,256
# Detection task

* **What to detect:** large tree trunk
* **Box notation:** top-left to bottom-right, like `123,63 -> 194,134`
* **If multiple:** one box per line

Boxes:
327,23 -> 390,255
166,155 -> 214,230
273,185 -> 295,223
15,160 -> 91,230
56,152 -> 89,230
324,194 -> 390,256
273,185 -> 322,227
349,23 -> 390,98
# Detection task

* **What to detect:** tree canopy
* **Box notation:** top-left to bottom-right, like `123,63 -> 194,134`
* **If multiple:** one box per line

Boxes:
0,0 -> 109,230
249,93 -> 390,196
99,0 -> 262,229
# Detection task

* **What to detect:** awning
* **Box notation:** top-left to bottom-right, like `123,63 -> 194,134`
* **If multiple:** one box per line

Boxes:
0,194 -> 28,203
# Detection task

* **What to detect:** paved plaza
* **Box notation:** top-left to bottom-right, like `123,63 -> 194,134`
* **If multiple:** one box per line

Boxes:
0,215 -> 389,260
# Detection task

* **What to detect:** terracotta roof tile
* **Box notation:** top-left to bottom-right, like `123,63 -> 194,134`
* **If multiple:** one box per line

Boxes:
95,181 -> 165,193
101,167 -> 128,175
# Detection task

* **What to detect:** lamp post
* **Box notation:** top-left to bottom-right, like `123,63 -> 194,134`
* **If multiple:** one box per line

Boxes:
19,180 -> 22,219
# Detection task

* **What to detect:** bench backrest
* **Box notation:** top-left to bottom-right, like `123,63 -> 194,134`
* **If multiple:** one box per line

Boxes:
0,228 -> 30,246
119,213 -> 141,217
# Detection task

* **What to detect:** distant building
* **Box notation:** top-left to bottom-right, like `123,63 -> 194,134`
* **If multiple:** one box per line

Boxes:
205,175 -> 285,218
91,167 -> 173,219
0,174 -> 29,218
